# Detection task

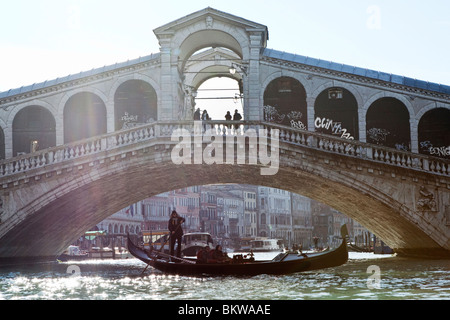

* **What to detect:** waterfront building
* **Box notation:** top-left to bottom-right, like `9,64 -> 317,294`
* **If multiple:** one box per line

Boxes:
141,192 -> 172,231
169,186 -> 200,233
97,203 -> 142,236
199,186 -> 219,237
257,186 -> 293,246
243,187 -> 257,237
97,184 -> 372,250
291,193 -> 314,249
96,203 -> 143,247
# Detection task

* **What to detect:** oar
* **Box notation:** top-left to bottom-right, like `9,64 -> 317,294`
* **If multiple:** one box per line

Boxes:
153,250 -> 196,264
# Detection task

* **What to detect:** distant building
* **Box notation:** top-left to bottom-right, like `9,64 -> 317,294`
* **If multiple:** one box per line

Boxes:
257,187 -> 292,246
291,193 -> 313,248
97,184 -> 372,250
141,192 -> 172,231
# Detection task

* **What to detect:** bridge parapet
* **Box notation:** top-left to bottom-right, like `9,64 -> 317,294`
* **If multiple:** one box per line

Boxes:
0,120 -> 449,186
0,121 -> 450,188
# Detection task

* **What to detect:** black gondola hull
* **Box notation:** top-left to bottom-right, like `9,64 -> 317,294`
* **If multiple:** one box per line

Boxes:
128,234 -> 348,276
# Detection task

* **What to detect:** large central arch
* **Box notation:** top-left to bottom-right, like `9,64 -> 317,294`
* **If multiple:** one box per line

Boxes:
0,129 -> 447,260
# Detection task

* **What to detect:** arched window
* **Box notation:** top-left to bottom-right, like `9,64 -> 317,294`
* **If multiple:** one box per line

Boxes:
264,77 -> 307,129
366,98 -> 411,151
418,108 -> 450,159
260,213 -> 266,225
314,87 -> 359,140
13,106 -> 56,156
64,92 -> 107,143
114,80 -> 157,130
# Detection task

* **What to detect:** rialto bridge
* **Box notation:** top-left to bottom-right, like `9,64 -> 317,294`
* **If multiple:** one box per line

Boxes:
0,8 -> 449,261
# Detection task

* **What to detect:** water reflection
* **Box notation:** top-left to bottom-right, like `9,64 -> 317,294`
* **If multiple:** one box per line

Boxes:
0,253 -> 449,300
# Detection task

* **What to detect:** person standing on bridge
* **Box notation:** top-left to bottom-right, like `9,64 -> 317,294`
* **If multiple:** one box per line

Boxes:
233,109 -> 242,130
168,210 -> 185,259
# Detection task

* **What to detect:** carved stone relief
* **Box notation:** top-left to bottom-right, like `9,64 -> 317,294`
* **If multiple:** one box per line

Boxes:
417,186 -> 438,212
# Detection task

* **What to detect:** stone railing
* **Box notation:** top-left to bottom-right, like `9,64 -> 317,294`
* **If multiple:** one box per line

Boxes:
0,120 -> 448,179
265,122 -> 449,176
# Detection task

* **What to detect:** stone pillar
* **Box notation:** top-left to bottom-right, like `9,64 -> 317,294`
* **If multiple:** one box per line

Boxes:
158,35 -> 176,121
246,32 -> 264,121
306,97 -> 315,132
410,118 -> 419,153
106,100 -> 115,133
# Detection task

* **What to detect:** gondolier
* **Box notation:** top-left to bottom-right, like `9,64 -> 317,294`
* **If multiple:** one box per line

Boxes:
168,210 -> 185,259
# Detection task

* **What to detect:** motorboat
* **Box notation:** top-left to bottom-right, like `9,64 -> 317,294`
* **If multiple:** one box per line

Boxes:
181,232 -> 214,256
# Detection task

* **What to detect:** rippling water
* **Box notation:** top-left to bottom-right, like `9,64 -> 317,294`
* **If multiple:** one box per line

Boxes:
0,253 -> 449,300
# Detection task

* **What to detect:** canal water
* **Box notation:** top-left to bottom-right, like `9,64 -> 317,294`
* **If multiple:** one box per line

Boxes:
0,252 -> 449,300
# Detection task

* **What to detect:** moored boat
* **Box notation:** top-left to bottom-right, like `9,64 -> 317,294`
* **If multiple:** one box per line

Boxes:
250,238 -> 282,252
182,232 -> 214,256
57,245 -> 89,262
128,225 -> 349,276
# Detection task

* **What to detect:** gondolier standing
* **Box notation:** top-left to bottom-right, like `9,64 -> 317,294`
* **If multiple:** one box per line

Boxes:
168,210 -> 185,259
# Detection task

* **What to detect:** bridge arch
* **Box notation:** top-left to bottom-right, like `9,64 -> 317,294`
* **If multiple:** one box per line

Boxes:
417,107 -> 450,158
1,141 -> 445,259
113,79 -> 158,130
63,92 -> 107,143
12,105 -> 56,156
176,29 -> 247,71
366,97 -> 411,151
109,74 -> 161,121
313,87 -> 359,140
263,76 -> 308,128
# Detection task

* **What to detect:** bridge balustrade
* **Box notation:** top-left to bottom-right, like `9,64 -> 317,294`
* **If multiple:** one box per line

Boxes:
0,121 -> 448,179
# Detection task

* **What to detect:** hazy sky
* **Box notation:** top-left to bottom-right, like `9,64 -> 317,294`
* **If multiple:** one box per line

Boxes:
1,0 -> 449,93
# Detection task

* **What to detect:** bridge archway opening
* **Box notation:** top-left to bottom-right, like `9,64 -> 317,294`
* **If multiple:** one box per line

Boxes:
114,80 -> 158,130
178,30 -> 243,72
64,92 -> 107,143
418,107 -> 450,159
314,87 -> 359,140
12,105 -> 56,156
195,77 -> 243,120
263,77 -> 307,128
183,45 -> 245,121
366,97 -> 411,151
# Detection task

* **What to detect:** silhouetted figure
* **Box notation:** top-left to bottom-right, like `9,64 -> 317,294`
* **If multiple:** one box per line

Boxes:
168,210 -> 185,259
194,108 -> 201,120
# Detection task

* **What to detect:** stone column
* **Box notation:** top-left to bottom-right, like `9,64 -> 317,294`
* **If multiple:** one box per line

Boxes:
158,35 -> 176,121
246,32 -> 264,121
306,97 -> 315,132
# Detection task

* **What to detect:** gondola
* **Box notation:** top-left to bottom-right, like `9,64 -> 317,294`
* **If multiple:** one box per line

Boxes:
128,225 -> 349,276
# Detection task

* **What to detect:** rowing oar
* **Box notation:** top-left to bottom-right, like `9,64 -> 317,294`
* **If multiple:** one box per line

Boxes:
153,250 -> 196,264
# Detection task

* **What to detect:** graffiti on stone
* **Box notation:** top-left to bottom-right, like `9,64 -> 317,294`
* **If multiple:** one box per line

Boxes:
263,105 -> 285,124
420,141 -> 450,158
314,117 -> 354,140
395,143 -> 409,152
287,111 -> 306,130
367,128 -> 390,142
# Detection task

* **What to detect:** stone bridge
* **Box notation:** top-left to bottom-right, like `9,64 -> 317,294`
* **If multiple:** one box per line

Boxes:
0,7 -> 449,261
0,121 -> 449,261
